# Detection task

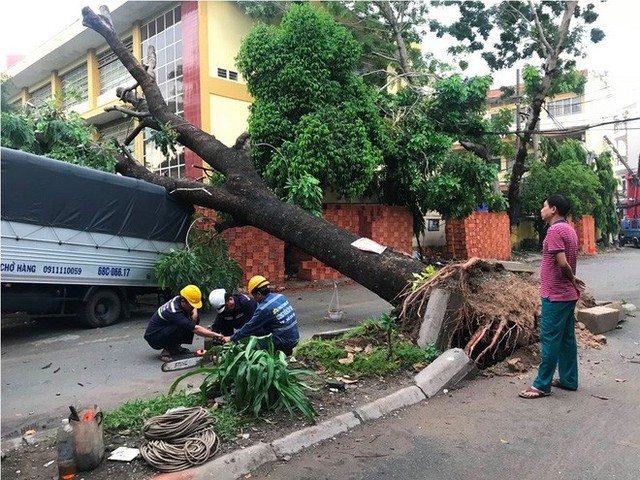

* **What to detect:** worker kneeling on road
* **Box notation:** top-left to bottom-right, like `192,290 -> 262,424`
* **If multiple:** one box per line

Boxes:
144,285 -> 222,362
208,288 -> 257,336
222,276 -> 299,356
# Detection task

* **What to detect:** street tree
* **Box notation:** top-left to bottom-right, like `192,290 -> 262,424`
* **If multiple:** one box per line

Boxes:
520,138 -> 611,243
431,1 -> 604,223
80,5 -> 424,304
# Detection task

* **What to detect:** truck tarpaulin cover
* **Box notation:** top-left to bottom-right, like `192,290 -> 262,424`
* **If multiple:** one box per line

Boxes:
1,148 -> 194,243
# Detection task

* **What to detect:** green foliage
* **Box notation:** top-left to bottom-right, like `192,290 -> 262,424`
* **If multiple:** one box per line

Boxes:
411,264 -> 437,291
295,315 -> 441,377
592,151 -> 619,245
424,154 -> 504,219
324,1 -> 432,88
155,218 -> 243,302
148,122 -> 179,159
1,92 -> 118,172
1,75 -> 16,112
236,4 -> 386,213
104,391 -> 241,440
520,158 -> 602,220
104,391 -> 203,430
285,173 -> 323,217
170,336 -> 318,422
521,137 -> 617,238
431,2 -> 604,72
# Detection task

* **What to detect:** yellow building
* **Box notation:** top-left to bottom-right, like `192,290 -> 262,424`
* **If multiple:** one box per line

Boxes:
4,1 -> 256,179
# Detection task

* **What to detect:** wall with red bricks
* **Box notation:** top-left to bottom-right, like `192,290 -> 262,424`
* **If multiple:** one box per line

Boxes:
297,204 -> 414,281
444,212 -> 511,260
193,207 -> 285,286
223,226 -> 285,285
570,215 -> 596,255
193,205 -> 412,284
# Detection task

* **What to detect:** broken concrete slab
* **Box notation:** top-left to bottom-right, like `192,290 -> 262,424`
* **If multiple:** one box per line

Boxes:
494,261 -> 536,274
417,288 -> 451,348
414,348 -> 475,398
577,306 -> 620,334
601,301 -> 626,322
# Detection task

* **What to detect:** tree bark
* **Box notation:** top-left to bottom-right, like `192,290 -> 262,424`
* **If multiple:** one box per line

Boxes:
507,1 -> 577,224
82,6 -> 424,304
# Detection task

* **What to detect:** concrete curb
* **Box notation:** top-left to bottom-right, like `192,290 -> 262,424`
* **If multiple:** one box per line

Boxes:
170,348 -> 474,480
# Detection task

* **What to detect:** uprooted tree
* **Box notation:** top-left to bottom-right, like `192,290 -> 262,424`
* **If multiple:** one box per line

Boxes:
78,5 -> 540,364
81,5 -> 424,304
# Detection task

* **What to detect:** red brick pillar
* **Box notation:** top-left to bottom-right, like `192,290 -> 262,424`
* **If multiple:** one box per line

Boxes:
445,212 -> 511,260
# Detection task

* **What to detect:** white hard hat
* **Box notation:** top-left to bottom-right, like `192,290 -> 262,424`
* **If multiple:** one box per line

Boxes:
208,289 -> 227,313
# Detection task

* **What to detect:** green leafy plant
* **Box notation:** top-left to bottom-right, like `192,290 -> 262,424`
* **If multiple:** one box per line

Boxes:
1,90 -> 118,172
411,264 -> 437,291
154,216 -> 243,303
379,313 -> 396,360
296,315 -> 442,377
170,336 -> 318,422
103,391 -> 241,440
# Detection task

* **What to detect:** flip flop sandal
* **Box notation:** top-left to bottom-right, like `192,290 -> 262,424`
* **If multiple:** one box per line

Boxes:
519,387 -> 551,399
552,379 -> 577,391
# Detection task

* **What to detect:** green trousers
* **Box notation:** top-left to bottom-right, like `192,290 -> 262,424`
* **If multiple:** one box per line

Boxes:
533,297 -> 578,393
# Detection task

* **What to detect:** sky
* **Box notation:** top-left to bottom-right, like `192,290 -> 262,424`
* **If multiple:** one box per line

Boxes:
0,0 -> 639,100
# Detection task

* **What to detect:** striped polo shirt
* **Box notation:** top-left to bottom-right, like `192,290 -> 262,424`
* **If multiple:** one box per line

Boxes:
540,220 -> 580,302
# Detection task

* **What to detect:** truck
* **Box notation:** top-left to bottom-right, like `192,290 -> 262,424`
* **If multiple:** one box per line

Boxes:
618,157 -> 640,248
1,147 -> 193,327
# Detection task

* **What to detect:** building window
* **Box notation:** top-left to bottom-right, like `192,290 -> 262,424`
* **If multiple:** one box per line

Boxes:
98,117 -> 135,150
141,5 -> 185,178
61,63 -> 89,108
216,66 -> 240,82
427,219 -> 440,232
29,84 -> 51,108
98,38 -> 134,95
547,95 -> 582,117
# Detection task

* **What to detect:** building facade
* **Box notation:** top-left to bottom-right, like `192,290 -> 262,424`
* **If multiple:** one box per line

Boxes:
4,1 -> 254,180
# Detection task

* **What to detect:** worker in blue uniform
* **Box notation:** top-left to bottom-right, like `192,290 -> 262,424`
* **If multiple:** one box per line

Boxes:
222,275 -> 299,355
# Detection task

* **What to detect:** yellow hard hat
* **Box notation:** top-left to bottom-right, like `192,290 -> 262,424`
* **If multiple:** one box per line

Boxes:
180,285 -> 203,309
247,275 -> 270,295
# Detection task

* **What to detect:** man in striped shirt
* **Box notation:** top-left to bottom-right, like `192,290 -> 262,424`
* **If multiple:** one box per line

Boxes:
520,195 -> 586,399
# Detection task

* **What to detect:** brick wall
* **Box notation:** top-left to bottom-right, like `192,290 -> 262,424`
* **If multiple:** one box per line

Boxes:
298,204 -> 414,281
195,205 -> 413,284
194,207 -> 285,286
570,215 -> 596,255
445,212 -> 511,260
223,226 -> 285,285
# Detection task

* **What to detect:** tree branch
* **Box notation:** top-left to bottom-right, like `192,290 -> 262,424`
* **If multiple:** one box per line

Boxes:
528,1 -> 554,57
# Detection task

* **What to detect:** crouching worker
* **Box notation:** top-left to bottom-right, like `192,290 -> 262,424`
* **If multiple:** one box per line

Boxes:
144,285 -> 222,362
208,288 -> 257,336
222,276 -> 299,356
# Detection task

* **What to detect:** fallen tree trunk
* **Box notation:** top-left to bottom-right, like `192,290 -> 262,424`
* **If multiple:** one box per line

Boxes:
82,6 -> 423,304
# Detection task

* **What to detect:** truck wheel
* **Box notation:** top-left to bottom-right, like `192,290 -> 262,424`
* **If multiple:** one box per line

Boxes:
619,236 -> 625,247
78,289 -> 122,328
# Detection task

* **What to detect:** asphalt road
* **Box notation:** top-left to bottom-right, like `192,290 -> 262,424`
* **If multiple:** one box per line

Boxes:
0,280 -> 391,438
252,247 -> 640,480
2,245 -> 639,480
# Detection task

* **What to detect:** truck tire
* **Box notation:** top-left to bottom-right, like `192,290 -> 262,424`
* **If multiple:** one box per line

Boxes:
78,289 -> 122,328
619,236 -> 625,247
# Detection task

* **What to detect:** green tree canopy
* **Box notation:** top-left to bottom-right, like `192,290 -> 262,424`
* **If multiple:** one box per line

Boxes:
1,93 -> 119,172
236,4 -> 385,213
520,139 -> 616,234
